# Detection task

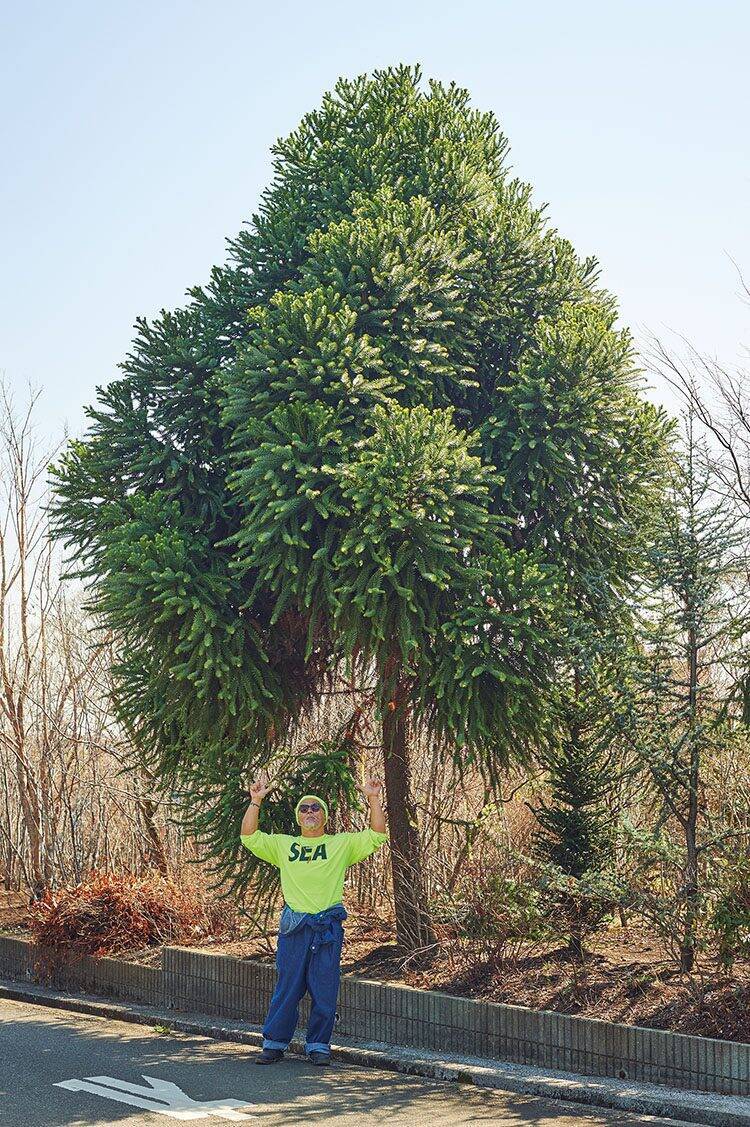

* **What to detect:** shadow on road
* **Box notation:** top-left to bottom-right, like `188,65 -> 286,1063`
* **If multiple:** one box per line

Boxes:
0,997 -> 682,1126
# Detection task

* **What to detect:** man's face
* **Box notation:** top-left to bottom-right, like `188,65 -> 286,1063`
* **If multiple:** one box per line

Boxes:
298,798 -> 326,833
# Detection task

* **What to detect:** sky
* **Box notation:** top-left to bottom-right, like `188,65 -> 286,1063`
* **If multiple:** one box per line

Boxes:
2,0 -> 749,445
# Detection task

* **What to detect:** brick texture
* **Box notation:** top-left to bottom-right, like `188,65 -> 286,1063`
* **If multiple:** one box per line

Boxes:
1,935 -> 747,1096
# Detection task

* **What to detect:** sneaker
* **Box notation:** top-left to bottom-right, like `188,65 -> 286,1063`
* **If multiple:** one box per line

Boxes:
307,1050 -> 331,1066
255,1047 -> 285,1064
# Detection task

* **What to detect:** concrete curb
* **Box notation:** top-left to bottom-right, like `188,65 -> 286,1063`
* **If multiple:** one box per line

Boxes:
3,978 -> 749,1126
3,934 -> 749,1099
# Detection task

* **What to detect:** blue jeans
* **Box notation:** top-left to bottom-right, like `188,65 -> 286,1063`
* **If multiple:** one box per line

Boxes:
262,910 -> 345,1055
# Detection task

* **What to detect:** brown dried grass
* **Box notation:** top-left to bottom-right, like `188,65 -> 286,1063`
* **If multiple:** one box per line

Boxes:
28,870 -> 233,959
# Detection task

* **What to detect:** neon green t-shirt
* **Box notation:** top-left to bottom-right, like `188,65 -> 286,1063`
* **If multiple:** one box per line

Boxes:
240,827 -> 389,914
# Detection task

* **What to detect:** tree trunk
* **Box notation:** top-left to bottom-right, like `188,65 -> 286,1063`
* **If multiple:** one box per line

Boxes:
568,921 -> 584,961
680,625 -> 700,975
138,794 -> 169,877
380,653 -> 437,959
680,825 -> 698,973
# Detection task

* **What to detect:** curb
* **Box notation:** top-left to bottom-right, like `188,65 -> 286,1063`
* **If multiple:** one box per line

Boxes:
2,979 -> 749,1126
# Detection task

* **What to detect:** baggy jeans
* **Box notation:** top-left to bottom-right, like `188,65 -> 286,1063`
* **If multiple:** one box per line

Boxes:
262,916 -> 345,1055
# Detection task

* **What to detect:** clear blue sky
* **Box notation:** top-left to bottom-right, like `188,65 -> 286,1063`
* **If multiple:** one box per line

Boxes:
2,0 -> 748,441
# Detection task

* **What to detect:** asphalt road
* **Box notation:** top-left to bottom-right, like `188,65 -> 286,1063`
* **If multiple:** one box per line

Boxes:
0,997 -> 692,1126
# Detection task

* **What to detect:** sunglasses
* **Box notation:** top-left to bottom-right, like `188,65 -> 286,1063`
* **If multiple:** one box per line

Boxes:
298,803 -> 322,813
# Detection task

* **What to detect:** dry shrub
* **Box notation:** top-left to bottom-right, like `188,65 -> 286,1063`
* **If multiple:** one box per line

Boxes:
432,850 -> 554,972
28,870 -> 233,959
711,855 -> 750,968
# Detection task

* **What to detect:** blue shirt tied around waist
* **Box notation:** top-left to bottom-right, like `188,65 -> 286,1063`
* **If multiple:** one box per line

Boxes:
278,901 -> 348,952
263,901 -> 349,1054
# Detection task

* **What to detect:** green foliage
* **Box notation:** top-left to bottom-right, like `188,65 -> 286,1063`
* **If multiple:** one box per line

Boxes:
625,426 -> 750,969
432,869 -> 553,956
532,671 -> 618,883
630,436 -> 748,801
620,818 -> 715,966
710,857 -> 750,968
48,64 -> 673,887
534,861 -> 625,950
529,648 -> 633,953
533,732 -> 615,881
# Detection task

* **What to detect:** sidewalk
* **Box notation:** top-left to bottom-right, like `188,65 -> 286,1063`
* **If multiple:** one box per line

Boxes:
2,977 -> 748,1127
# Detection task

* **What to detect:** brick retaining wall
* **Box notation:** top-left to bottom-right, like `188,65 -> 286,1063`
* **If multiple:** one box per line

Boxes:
1,934 -> 748,1097
0,934 -> 160,1004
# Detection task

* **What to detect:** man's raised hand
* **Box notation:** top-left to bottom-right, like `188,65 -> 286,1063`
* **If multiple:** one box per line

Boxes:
357,773 -> 383,799
356,772 -> 387,833
246,768 -> 272,802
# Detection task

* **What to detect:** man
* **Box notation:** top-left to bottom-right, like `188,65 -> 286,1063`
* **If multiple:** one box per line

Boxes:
240,767 -> 389,1066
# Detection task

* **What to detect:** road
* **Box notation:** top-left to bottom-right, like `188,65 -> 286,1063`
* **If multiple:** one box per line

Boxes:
0,997 -> 691,1126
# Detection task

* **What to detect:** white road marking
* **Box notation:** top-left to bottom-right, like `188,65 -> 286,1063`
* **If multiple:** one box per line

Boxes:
54,1073 -> 256,1121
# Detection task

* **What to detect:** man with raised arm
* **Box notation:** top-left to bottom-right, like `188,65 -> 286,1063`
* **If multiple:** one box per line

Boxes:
240,768 -> 389,1066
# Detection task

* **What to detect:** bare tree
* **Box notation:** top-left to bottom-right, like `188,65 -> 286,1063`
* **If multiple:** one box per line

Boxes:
0,382 -> 179,894
647,268 -> 750,518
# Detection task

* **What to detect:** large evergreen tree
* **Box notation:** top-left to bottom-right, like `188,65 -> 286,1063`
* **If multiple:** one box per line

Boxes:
49,65 -> 671,953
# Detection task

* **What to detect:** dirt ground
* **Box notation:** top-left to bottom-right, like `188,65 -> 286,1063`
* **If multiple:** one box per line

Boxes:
5,903 -> 750,1044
